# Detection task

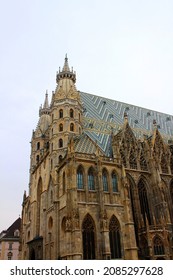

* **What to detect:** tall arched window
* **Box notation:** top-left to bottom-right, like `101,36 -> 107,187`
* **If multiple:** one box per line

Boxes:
112,171 -> 118,192
63,172 -> 66,193
77,166 -> 84,189
70,108 -> 74,118
153,236 -> 165,255
59,138 -> 63,148
59,123 -> 63,132
102,169 -> 108,191
88,168 -> 95,190
82,214 -> 95,259
138,179 -> 151,225
59,109 -> 63,118
36,177 -> 42,236
70,123 -> 74,131
109,216 -> 121,259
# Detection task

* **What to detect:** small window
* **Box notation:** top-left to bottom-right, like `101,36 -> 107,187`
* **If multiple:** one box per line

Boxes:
59,139 -> 63,148
59,123 -> 63,132
8,243 -> 13,250
59,109 -> 63,118
70,123 -> 74,131
37,142 -> 40,150
70,109 -> 74,118
36,155 -> 39,163
14,229 -> 19,237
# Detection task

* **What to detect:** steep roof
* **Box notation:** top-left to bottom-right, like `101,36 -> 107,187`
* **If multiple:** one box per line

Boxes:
80,91 -> 173,156
0,218 -> 21,239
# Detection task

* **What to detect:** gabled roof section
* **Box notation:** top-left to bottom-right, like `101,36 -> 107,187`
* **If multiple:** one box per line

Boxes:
74,133 -> 104,155
1,218 -> 21,239
80,91 -> 173,155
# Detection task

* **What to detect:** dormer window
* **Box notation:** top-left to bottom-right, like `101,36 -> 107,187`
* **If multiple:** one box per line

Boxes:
14,229 -> 20,237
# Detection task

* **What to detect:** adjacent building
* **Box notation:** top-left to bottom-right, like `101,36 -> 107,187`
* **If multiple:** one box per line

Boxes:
0,218 -> 21,260
21,56 -> 173,260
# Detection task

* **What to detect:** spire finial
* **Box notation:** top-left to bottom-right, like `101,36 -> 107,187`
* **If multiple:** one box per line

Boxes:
56,56 -> 76,83
43,90 -> 49,109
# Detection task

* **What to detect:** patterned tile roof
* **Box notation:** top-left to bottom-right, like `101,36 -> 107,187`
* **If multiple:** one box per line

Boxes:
80,91 -> 173,156
74,133 -> 103,155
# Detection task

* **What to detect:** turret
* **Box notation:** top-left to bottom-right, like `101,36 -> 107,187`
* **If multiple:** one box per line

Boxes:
49,55 -> 83,168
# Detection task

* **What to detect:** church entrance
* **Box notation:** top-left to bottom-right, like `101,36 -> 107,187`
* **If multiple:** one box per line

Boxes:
82,214 -> 96,259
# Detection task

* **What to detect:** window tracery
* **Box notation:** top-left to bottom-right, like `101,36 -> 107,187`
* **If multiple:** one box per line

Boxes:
88,168 -> 95,190
77,166 -> 84,189
153,236 -> 165,255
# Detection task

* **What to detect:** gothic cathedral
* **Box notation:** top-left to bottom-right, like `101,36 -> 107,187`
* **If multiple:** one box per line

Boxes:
21,56 -> 173,260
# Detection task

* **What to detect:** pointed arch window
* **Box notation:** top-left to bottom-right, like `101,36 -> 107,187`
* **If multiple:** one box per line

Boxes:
82,214 -> 95,259
59,138 -> 63,148
138,179 -> 151,225
59,123 -> 63,132
112,172 -> 118,192
70,123 -> 74,132
70,109 -> 74,118
153,236 -> 165,255
36,177 -> 42,236
63,172 -> 66,193
77,166 -> 84,189
88,168 -> 95,190
102,169 -> 108,191
109,216 -> 121,259
59,109 -> 63,119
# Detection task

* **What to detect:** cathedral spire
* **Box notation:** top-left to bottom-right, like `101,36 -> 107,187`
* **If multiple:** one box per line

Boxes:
56,55 -> 76,83
39,91 -> 50,116
62,54 -> 70,72
43,91 -> 49,109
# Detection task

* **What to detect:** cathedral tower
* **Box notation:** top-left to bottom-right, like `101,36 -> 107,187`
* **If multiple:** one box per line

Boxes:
49,55 -> 83,167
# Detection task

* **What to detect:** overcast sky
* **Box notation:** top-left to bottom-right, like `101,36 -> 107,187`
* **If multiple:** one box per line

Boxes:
0,0 -> 173,232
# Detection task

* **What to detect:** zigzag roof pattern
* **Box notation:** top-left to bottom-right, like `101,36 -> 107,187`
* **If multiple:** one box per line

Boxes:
80,91 -> 173,156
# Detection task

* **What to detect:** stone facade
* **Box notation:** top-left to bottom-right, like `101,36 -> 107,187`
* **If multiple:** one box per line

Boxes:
21,56 -> 173,260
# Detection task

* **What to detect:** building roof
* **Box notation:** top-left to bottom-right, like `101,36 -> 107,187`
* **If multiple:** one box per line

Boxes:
80,91 -> 173,156
0,218 -> 21,240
